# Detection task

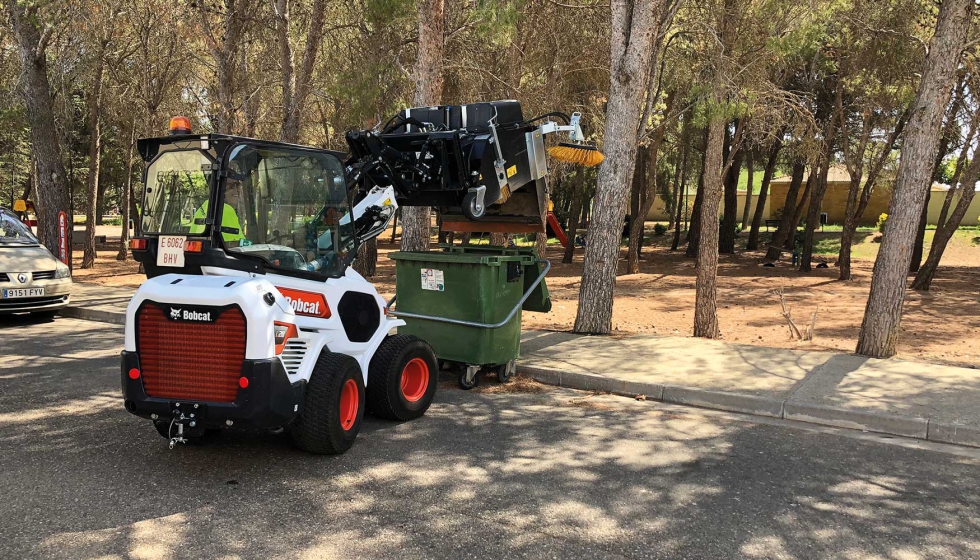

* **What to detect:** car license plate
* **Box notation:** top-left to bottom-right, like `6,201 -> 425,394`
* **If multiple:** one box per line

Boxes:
157,235 -> 187,268
2,288 -> 44,299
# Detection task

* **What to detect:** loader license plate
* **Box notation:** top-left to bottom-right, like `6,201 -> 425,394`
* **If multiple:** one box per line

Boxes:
2,288 -> 44,299
157,235 -> 187,268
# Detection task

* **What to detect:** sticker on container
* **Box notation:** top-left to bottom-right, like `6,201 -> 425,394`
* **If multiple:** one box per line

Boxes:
421,268 -> 445,292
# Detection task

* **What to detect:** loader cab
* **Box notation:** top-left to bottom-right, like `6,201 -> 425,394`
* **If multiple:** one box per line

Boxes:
133,133 -> 361,281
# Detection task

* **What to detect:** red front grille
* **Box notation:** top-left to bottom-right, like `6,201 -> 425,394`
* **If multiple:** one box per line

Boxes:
137,304 -> 247,403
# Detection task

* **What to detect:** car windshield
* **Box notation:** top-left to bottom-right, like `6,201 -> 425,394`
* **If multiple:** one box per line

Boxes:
141,150 -> 214,234
0,211 -> 39,245
222,144 -> 354,278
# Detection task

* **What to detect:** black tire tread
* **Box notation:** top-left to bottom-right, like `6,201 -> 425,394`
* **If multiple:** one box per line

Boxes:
367,334 -> 437,421
290,351 -> 362,454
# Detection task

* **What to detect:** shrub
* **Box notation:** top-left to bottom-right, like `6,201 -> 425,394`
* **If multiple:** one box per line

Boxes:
653,223 -> 668,236
718,216 -> 742,237
877,213 -> 888,234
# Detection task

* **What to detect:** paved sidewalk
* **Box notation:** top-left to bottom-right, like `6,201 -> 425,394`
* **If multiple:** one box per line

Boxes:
519,330 -> 980,447
60,282 -> 134,325
59,282 -> 980,447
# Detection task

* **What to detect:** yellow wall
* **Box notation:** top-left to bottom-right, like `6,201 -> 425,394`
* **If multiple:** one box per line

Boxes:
646,183 -> 980,227
925,191 -> 980,225
767,182 -> 893,226
767,181 -> 980,226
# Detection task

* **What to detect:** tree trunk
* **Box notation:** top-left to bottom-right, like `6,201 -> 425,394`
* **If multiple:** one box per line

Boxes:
685,154 -> 706,256
130,181 -> 141,237
489,232 -> 508,246
837,174 -> 863,280
857,0 -> 973,358
934,182 -> 956,233
800,154 -> 832,272
694,113 -> 726,338
765,160 -> 805,260
784,169 -> 814,251
204,0 -> 248,135
747,138 -> 781,251
117,119 -> 137,260
740,150 -> 754,230
668,153 -> 680,231
277,0 -> 327,143
685,125 -> 709,250
573,0 -> 669,334
626,146 -> 647,274
910,75 -> 965,273
934,134 -> 974,233
95,177 -> 107,226
670,140 -> 690,251
693,0 -> 734,339
719,123 -> 742,254
535,189 -> 550,257
353,237 -> 378,277
401,0 -> 444,253
911,155 -> 980,290
389,207 -> 399,244
7,0 -> 72,255
800,111 -> 837,273
562,180 -> 584,264
838,113 -> 909,280
82,51 -> 106,269
909,189 -> 930,273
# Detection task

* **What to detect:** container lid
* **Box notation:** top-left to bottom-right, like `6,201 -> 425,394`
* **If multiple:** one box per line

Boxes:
389,248 -> 534,266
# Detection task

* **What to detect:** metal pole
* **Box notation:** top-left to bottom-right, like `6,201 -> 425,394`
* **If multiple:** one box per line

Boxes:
387,259 -> 551,329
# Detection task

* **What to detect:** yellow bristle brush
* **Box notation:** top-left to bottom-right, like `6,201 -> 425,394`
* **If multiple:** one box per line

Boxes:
547,142 -> 605,167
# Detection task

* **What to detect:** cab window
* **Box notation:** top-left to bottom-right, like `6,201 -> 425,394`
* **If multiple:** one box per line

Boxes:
141,150 -> 213,235
223,145 -> 354,278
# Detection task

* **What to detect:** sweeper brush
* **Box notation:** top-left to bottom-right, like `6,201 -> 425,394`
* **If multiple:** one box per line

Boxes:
547,143 -> 605,167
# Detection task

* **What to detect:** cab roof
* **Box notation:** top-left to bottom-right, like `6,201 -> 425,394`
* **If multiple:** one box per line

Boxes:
136,133 -> 347,164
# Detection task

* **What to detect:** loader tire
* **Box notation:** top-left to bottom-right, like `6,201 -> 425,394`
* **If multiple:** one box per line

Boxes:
290,351 -> 365,454
367,335 -> 438,421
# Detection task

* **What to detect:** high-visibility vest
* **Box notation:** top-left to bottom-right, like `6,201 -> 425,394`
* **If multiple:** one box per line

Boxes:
189,201 -> 245,242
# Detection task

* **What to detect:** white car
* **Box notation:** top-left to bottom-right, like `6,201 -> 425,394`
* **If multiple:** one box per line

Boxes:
0,207 -> 72,315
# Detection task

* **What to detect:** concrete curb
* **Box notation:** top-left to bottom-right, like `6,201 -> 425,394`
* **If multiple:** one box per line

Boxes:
519,366 -> 665,401
928,421 -> 980,448
520,363 -> 978,448
60,306 -> 126,325
782,401 -> 928,439
663,385 -> 784,418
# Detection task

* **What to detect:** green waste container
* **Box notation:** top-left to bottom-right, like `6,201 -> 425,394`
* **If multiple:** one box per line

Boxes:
388,245 -> 550,388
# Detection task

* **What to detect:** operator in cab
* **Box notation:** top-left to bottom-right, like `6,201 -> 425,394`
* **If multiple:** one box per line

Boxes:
189,180 -> 246,245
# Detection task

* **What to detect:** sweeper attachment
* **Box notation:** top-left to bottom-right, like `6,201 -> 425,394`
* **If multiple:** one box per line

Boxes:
345,100 -> 601,233
121,103 -> 599,455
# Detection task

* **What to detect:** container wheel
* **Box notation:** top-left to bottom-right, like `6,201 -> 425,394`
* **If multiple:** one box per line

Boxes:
462,191 -> 485,220
367,334 -> 438,420
496,360 -> 515,384
290,351 -> 365,454
458,366 -> 480,390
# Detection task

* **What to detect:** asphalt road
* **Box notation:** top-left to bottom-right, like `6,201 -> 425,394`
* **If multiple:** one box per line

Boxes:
2,316 -> 980,559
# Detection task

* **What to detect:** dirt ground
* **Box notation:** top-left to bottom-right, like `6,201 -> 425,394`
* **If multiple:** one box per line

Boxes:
72,227 -> 980,369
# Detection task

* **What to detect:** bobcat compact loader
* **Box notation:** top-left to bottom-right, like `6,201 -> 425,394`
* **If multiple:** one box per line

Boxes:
122,102 -> 595,454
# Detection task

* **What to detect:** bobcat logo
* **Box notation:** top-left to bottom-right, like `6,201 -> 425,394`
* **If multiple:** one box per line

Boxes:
170,308 -> 181,320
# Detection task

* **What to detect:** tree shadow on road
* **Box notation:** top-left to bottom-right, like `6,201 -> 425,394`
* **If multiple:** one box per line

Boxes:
3,321 -> 980,559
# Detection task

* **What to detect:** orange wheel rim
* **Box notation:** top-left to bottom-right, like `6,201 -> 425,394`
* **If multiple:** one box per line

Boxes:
400,358 -> 429,403
339,378 -> 359,431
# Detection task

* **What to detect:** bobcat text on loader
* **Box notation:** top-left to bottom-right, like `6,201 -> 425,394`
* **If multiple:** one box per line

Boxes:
122,102 -> 596,454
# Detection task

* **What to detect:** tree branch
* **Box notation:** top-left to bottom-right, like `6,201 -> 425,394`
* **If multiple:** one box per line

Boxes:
35,25 -> 54,62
